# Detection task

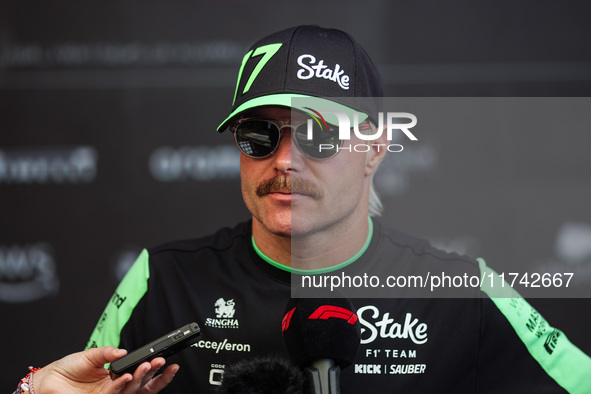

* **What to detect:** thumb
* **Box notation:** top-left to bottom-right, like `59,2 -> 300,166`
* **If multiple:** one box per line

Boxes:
84,347 -> 128,367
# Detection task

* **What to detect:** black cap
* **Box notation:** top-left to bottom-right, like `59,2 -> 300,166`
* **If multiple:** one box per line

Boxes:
217,25 -> 383,132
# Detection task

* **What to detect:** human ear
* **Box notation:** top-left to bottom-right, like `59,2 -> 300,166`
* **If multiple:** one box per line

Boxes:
365,125 -> 388,176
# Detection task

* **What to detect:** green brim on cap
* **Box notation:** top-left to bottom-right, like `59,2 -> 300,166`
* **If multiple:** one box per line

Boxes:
216,93 -> 368,132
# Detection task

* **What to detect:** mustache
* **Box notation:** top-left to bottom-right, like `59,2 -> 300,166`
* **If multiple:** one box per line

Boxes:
256,176 -> 323,199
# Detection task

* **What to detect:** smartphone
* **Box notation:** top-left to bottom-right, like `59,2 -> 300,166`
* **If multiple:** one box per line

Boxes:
109,322 -> 201,380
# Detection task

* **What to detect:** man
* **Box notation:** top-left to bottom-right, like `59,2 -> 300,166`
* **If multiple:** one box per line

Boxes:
87,25 -> 591,393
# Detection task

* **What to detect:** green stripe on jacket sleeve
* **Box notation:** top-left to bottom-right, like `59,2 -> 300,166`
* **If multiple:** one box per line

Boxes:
86,249 -> 150,350
478,258 -> 591,393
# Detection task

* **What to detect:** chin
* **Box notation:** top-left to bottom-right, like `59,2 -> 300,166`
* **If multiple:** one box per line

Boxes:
272,229 -> 292,238
264,220 -> 321,239
258,215 -> 293,238
264,224 -> 292,238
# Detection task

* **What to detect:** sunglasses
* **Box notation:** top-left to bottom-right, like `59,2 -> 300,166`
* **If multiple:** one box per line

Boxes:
230,117 -> 372,160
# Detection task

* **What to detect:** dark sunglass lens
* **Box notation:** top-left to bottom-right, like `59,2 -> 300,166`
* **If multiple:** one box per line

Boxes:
235,121 -> 279,157
294,121 -> 340,159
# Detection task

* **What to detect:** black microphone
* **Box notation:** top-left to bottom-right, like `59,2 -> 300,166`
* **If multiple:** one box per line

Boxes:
282,298 -> 361,394
219,355 -> 304,394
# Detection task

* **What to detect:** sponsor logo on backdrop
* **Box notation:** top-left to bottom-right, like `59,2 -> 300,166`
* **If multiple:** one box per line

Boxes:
530,221 -> 591,290
110,246 -> 142,283
427,235 -> 481,258
0,147 -> 97,184
149,145 -> 240,182
374,131 -> 437,196
554,222 -> 591,266
0,41 -> 246,68
205,297 -> 239,329
0,243 -> 59,302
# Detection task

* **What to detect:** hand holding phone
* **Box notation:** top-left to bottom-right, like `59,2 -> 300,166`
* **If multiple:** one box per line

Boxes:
109,322 -> 201,380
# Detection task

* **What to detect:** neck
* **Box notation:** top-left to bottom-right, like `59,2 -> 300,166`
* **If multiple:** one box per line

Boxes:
251,213 -> 371,271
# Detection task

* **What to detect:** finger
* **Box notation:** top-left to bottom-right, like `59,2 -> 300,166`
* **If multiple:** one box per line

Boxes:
140,364 -> 180,393
139,358 -> 166,387
119,362 -> 152,394
84,347 -> 129,367
102,373 -> 133,394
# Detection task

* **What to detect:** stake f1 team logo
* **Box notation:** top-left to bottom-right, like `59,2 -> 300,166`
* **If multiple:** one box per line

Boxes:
300,107 -> 418,154
297,54 -> 350,90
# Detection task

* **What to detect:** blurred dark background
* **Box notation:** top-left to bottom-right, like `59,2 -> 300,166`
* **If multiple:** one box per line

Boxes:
2,0 -> 591,391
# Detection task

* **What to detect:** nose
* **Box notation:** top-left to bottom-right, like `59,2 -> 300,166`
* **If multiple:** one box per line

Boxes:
272,128 -> 294,172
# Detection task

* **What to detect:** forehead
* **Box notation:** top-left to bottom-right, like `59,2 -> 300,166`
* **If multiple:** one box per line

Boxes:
239,106 -> 308,121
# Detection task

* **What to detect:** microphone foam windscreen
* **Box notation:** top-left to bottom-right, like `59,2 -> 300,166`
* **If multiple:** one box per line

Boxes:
220,355 -> 304,394
282,298 -> 361,369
